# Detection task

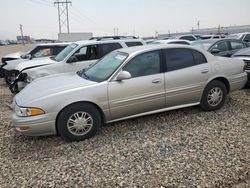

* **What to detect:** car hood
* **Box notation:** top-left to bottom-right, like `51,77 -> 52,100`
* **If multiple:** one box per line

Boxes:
3,52 -> 25,59
3,59 -> 28,70
15,58 -> 55,72
16,73 -> 97,106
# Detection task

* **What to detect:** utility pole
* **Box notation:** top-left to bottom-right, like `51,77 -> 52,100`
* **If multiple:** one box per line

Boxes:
197,20 -> 200,30
54,0 -> 72,34
20,24 -> 24,45
113,28 -> 119,36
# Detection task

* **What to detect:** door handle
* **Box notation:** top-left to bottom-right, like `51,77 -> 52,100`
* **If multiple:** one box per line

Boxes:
201,69 -> 209,74
152,79 -> 161,83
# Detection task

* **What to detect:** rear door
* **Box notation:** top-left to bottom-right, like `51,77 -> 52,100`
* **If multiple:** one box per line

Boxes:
108,50 -> 165,120
164,48 -> 210,107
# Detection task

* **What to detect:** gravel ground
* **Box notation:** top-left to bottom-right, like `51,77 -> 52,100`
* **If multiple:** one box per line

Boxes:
0,46 -> 250,187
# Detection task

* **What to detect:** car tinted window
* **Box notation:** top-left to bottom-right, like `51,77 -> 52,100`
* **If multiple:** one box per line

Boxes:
192,50 -> 207,64
164,48 -> 195,71
100,43 -> 122,57
212,41 -> 229,52
230,41 -> 244,50
244,34 -> 250,42
125,42 -> 143,47
123,50 -> 161,78
180,36 -> 195,41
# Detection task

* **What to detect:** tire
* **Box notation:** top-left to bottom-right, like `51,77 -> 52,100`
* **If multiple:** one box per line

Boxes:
57,103 -> 102,141
200,80 -> 227,111
5,70 -> 18,85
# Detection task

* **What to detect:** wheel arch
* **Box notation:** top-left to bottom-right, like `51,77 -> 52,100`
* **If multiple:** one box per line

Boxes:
55,101 -> 106,135
205,76 -> 230,94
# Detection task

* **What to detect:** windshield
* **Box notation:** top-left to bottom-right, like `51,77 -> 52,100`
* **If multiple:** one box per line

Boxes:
54,43 -> 78,62
191,40 -> 214,50
79,51 -> 128,82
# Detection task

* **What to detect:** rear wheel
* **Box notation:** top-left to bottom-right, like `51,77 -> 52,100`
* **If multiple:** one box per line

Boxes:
5,70 -> 18,85
200,80 -> 227,111
57,103 -> 101,141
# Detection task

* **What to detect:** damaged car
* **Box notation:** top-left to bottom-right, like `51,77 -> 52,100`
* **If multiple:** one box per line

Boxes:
9,38 -> 145,93
0,43 -> 69,84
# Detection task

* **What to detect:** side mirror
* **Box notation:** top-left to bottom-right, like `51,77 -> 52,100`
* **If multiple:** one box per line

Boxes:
211,48 -> 220,54
116,71 -> 131,81
67,56 -> 78,63
27,54 -> 32,60
244,39 -> 249,43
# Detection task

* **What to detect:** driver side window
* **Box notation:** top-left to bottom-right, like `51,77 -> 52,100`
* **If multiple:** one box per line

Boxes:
123,50 -> 161,78
212,42 -> 228,52
69,45 -> 98,62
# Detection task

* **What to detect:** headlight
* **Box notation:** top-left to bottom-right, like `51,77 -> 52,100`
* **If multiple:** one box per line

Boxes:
14,105 -> 45,117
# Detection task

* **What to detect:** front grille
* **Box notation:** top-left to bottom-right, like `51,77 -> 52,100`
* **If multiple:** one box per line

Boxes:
243,59 -> 250,70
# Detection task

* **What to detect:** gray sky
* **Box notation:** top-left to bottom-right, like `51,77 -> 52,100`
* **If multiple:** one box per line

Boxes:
0,0 -> 250,40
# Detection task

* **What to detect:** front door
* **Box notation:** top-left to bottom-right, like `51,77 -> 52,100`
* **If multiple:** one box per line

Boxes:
65,45 -> 99,73
108,50 -> 166,120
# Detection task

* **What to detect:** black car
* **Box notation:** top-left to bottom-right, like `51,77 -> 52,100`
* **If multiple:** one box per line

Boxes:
232,47 -> 250,86
191,39 -> 249,57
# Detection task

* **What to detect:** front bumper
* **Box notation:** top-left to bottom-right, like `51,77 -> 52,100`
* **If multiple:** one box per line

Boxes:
9,73 -> 28,93
12,111 -> 57,136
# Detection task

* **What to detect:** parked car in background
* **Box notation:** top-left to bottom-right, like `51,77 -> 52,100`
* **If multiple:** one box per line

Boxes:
191,39 -> 249,57
1,42 -> 69,64
12,44 -> 247,141
144,39 -> 156,44
232,47 -> 250,86
0,40 -> 9,46
200,35 -> 225,40
0,43 -> 69,85
151,39 -> 190,45
171,35 -> 197,41
229,32 -> 250,43
9,38 -> 145,92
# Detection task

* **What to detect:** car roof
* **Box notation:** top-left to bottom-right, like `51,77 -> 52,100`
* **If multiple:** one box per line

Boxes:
37,42 -> 70,46
73,39 -> 144,46
154,39 -> 190,43
193,38 -> 242,43
117,44 -> 205,56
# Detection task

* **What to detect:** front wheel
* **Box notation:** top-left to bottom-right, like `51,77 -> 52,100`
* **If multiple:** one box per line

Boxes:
57,103 -> 101,141
200,80 -> 227,111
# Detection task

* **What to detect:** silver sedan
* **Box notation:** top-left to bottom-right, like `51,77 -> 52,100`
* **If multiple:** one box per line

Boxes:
12,44 -> 247,141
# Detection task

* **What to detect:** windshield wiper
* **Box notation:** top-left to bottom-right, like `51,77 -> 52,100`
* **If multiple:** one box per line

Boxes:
82,72 -> 89,80
77,70 -> 89,80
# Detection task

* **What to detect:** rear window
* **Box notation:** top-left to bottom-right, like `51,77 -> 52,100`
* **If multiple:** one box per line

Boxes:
125,41 -> 143,47
192,50 -> 207,64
